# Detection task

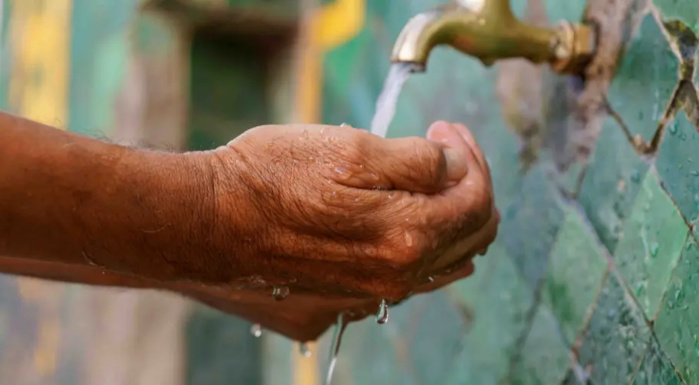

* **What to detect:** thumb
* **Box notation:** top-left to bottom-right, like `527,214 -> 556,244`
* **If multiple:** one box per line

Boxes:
366,121 -> 469,194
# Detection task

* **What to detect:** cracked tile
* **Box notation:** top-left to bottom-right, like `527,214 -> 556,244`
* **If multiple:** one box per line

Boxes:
579,117 -> 650,252
657,112 -> 699,223
541,208 -> 609,345
614,171 -> 689,319
607,12 -> 680,142
632,337 -> 684,385
655,237 -> 699,384
575,273 -> 651,385
653,0 -> 699,35
509,305 -> 571,385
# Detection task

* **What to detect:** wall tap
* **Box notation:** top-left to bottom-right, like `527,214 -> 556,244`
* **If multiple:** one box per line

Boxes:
391,0 -> 595,74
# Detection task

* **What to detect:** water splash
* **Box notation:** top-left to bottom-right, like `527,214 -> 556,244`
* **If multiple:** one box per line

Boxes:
250,323 -> 262,338
272,286 -> 290,301
376,299 -> 389,324
370,63 -> 420,138
325,313 -> 348,385
299,342 -> 312,357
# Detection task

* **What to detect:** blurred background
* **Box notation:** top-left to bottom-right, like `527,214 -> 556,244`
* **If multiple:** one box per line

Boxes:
2,0 -> 699,384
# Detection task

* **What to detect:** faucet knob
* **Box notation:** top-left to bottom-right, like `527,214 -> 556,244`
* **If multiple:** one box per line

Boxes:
551,21 -> 596,74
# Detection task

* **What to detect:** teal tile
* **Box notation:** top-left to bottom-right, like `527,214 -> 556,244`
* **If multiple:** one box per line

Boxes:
657,112 -> 699,223
614,171 -> 689,319
542,208 -> 609,344
501,166 -> 566,289
186,307 -> 263,385
632,338 -> 684,385
509,306 -> 571,385
410,292 -> 469,385
654,0 -> 699,35
445,242 -> 535,385
607,13 -> 679,141
655,237 -> 699,384
576,273 -> 652,385
579,117 -> 650,252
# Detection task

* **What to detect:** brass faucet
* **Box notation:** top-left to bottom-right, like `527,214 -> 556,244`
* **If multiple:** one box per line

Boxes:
391,0 -> 596,74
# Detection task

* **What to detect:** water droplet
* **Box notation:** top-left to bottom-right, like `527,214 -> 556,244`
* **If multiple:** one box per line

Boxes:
669,123 -> 679,135
388,192 -> 395,199
340,122 -> 350,127
370,172 -> 379,181
404,232 -> 413,247
428,276 -> 435,283
272,286 -> 290,301
359,164 -> 364,169
376,299 -> 389,324
299,343 -> 312,357
651,242 -> 660,258
302,129 -> 310,139
692,170 -> 699,177
635,282 -> 644,296
668,300 -> 675,309
331,191 -> 337,196
334,166 -> 348,174
251,324 -> 262,338
354,198 -> 359,202
681,133 -> 688,141
631,170 -> 641,183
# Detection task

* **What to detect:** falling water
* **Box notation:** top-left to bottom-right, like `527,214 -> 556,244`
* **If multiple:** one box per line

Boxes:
324,313 -> 348,385
370,62 -> 420,138
376,299 -> 389,324
250,323 -> 262,338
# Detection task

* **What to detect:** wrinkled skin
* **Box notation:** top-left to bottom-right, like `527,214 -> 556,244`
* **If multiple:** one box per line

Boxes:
198,121 -> 498,340
0,118 -> 497,342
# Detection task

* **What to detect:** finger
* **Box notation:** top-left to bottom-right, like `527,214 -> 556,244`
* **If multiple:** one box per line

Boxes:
359,121 -> 469,194
430,206 -> 500,272
452,123 -> 492,186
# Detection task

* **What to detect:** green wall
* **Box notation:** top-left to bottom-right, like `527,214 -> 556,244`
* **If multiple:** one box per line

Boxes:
316,0 -> 699,384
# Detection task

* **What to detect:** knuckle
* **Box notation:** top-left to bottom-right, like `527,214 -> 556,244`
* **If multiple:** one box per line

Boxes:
412,139 -> 446,187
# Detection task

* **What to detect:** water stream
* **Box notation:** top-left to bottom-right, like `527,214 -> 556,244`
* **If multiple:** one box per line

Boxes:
324,63 -> 416,385
324,313 -> 348,385
370,63 -> 420,137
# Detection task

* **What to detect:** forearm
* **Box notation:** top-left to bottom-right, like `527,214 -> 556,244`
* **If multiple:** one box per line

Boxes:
0,111 -> 217,282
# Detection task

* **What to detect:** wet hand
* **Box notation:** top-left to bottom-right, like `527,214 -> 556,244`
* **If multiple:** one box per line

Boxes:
203,121 -> 497,323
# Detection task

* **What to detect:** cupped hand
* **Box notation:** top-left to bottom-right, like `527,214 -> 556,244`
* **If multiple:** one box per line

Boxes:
196,120 -> 498,340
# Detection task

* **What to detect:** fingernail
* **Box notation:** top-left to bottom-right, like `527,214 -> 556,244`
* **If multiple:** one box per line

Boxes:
444,148 -> 468,183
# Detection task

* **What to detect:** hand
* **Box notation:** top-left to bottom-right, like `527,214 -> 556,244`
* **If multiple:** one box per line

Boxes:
196,120 -> 498,337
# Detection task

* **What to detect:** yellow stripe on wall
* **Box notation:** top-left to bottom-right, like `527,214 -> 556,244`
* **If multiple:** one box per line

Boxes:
293,1 -> 365,384
6,0 -> 72,378
296,0 -> 365,124
8,0 -> 71,127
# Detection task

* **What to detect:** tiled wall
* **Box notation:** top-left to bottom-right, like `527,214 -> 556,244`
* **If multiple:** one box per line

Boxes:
315,0 -> 699,384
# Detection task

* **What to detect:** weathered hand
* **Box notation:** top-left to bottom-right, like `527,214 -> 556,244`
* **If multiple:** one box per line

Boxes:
207,120 -> 498,302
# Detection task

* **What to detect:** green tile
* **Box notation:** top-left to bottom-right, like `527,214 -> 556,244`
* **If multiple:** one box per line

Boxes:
445,242 -> 535,385
500,166 -> 566,289
542,208 -> 609,344
579,117 -> 650,252
410,292 -> 469,385
576,273 -> 652,385
607,13 -> 679,141
614,171 -> 689,319
632,338 -> 684,385
654,0 -> 699,35
509,306 -> 571,385
655,237 -> 699,384
657,112 -> 699,223
186,307 -> 263,385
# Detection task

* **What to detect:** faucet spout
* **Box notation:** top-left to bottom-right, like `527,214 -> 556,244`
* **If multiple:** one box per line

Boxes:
391,0 -> 595,74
